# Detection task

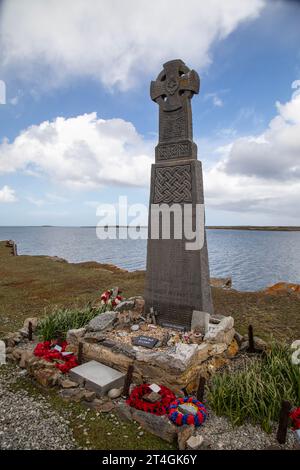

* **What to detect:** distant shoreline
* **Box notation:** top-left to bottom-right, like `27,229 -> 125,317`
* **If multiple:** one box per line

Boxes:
1,225 -> 300,232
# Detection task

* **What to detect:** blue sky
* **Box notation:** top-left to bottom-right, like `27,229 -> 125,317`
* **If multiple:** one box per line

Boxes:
0,0 -> 300,226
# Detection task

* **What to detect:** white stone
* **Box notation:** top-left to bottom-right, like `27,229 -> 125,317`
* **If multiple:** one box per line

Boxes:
191,311 -> 210,334
204,316 -> 234,343
108,387 -> 122,399
70,360 -> 125,396
186,434 -> 204,450
67,327 -> 86,345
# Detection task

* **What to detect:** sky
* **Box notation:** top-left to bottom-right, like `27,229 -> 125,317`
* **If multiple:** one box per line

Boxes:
0,0 -> 300,226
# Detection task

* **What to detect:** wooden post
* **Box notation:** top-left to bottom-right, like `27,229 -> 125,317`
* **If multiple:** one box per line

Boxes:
197,376 -> 206,402
78,341 -> 83,365
248,324 -> 255,353
276,400 -> 291,444
123,364 -> 134,398
28,321 -> 33,341
181,387 -> 188,397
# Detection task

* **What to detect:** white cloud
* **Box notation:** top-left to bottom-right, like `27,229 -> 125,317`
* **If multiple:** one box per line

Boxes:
0,113 -> 153,189
0,185 -> 17,203
204,92 -> 224,107
223,86 -> 300,180
204,83 -> 300,221
0,0 -> 264,91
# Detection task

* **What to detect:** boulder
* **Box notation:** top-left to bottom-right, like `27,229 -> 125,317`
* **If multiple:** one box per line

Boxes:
186,434 -> 204,450
177,425 -> 195,450
108,387 -> 122,399
59,378 -> 79,389
23,317 -> 39,332
115,300 -> 135,312
59,388 -> 86,402
84,331 -> 106,343
33,367 -> 61,387
66,327 -> 86,345
116,402 -> 177,443
87,312 -> 116,332
19,350 -> 34,368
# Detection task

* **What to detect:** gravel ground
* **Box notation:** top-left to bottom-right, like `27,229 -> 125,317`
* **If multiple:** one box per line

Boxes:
197,410 -> 298,450
0,366 -> 76,450
0,363 -> 298,450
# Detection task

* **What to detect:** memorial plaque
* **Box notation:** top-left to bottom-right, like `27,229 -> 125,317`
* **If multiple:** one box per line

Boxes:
145,59 -> 214,328
132,335 -> 159,349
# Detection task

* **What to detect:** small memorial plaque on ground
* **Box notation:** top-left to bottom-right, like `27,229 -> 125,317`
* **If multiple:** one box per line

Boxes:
132,335 -> 159,349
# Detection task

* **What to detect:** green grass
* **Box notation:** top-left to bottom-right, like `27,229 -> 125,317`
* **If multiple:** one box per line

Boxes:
1,240 -> 300,342
207,342 -> 300,433
36,305 -> 108,341
6,365 -> 175,450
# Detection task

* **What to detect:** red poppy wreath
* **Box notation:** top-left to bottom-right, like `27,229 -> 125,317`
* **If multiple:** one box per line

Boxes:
126,384 -> 176,416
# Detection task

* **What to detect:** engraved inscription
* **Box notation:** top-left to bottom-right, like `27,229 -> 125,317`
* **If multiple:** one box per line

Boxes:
153,165 -> 192,204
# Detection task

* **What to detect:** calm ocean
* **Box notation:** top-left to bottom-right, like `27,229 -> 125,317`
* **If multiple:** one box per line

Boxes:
1,226 -> 300,292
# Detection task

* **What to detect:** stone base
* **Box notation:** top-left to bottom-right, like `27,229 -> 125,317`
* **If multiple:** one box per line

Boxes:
72,322 -> 235,393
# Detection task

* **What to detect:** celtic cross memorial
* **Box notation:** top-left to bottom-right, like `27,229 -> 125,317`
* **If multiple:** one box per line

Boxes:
144,59 -> 214,328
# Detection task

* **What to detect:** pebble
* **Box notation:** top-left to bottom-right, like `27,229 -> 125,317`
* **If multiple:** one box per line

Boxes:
131,325 -> 139,332
107,388 -> 122,399
0,366 -> 76,450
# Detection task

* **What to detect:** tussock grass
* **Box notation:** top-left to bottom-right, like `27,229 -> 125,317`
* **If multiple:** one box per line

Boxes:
36,304 -> 107,341
207,343 -> 300,432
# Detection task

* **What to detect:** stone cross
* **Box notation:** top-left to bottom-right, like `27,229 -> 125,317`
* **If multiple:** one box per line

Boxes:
144,59 -> 214,329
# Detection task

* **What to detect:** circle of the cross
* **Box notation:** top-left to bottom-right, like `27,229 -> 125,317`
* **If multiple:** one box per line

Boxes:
150,59 -> 200,112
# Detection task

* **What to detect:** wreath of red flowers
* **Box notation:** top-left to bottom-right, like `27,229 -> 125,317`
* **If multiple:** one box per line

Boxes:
34,340 -> 78,373
126,384 -> 176,416
290,407 -> 300,430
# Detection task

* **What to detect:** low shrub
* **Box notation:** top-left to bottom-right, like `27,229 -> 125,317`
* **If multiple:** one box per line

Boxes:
207,342 -> 300,432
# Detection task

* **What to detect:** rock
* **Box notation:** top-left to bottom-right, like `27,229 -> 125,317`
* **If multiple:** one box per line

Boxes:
134,298 -> 145,314
130,407 -> 176,443
66,327 -> 86,345
87,312 -> 116,332
98,401 -> 115,413
59,378 -> 79,389
204,316 -> 235,344
59,388 -> 86,402
3,332 -> 21,348
33,368 -> 61,387
191,311 -> 210,334
210,277 -> 232,289
83,390 -> 96,402
186,434 -> 204,450
253,336 -> 268,351
19,328 -> 29,338
234,331 -> 244,346
177,425 -> 195,450
142,392 -> 161,403
226,338 -> 239,358
264,282 -> 300,296
12,347 -> 23,360
240,336 -> 267,352
115,300 -> 135,312
108,387 -> 122,399
131,324 -> 140,332
19,350 -> 34,368
84,331 -> 106,343
23,317 -> 38,332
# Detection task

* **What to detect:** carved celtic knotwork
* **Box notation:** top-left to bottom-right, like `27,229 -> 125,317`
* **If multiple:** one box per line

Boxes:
150,59 -> 200,112
156,142 -> 191,160
153,165 -> 192,204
